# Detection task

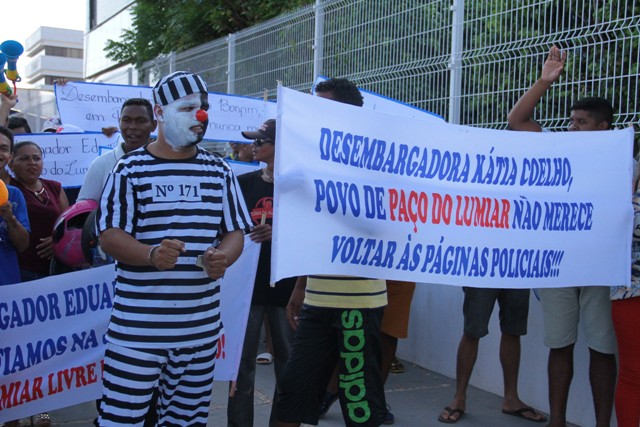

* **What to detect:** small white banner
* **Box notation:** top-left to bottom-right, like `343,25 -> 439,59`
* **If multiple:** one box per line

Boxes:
55,81 -> 277,142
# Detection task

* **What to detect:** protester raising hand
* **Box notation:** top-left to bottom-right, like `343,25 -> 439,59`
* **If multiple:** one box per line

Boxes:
541,45 -> 567,83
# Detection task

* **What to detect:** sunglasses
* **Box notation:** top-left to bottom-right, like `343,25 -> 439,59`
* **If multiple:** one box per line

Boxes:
253,138 -> 274,147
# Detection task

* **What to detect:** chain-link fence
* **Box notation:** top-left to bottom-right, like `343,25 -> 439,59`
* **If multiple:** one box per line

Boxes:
140,0 -> 639,135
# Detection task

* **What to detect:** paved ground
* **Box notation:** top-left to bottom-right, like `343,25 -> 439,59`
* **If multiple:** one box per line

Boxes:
10,358 -> 579,427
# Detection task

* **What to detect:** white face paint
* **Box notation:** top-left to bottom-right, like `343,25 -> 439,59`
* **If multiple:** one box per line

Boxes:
158,93 -> 207,150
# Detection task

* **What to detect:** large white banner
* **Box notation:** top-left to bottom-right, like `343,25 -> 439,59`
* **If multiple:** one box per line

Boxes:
0,267 -> 114,421
55,81 -> 277,142
272,86 -> 633,288
0,239 -> 259,422
13,132 -> 118,188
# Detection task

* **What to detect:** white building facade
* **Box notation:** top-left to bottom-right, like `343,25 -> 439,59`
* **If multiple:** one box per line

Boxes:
24,27 -> 84,86
84,0 -> 137,84
11,27 -> 85,132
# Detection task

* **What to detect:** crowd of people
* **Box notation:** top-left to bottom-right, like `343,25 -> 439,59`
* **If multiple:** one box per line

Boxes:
0,44 -> 638,427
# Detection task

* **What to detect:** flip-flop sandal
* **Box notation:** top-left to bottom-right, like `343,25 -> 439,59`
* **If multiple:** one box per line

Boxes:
256,352 -> 273,365
502,406 -> 547,423
438,406 -> 464,424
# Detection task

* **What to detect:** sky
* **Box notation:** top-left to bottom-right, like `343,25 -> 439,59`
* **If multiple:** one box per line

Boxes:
2,0 -> 87,80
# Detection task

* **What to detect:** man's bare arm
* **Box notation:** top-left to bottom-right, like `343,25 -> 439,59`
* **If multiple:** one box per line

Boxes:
286,276 -> 307,330
507,45 -> 567,132
0,93 -> 17,127
0,202 -> 29,252
201,230 -> 245,279
100,227 -> 185,270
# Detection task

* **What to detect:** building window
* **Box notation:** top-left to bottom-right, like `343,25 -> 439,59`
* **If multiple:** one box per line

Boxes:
89,0 -> 97,29
43,76 -> 76,85
43,46 -> 84,59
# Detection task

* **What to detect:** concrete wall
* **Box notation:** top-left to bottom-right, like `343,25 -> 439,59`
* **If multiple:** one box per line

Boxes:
397,283 -> 617,427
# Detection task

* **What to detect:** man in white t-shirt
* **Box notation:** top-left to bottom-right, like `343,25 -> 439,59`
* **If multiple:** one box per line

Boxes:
77,98 -> 157,202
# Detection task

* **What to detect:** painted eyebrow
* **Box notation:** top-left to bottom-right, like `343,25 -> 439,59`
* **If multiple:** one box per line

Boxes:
174,98 -> 201,107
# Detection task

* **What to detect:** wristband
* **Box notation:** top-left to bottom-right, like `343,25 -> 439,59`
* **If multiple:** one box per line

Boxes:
148,245 -> 159,268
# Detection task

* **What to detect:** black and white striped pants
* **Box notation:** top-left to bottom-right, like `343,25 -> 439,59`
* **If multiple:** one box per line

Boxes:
98,340 -> 218,426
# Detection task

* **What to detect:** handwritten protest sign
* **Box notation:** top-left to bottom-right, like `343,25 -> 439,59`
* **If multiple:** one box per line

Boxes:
11,131 -> 261,189
13,132 -> 118,188
55,81 -> 277,142
0,239 -> 259,421
271,86 -> 633,288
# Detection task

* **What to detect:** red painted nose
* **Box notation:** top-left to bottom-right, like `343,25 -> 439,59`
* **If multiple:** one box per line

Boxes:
196,109 -> 208,122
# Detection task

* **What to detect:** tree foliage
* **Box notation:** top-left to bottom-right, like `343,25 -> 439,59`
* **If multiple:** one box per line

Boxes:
457,0 -> 640,129
104,0 -> 314,67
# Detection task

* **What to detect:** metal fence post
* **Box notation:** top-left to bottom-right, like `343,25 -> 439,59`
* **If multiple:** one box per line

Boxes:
227,33 -> 236,94
448,0 -> 464,124
169,51 -> 176,74
313,0 -> 325,82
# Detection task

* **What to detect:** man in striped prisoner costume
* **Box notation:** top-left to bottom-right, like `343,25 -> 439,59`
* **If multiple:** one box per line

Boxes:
96,71 -> 252,426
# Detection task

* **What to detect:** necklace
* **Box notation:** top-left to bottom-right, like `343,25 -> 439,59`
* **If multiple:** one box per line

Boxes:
23,180 -> 50,206
262,168 -> 274,183
23,179 -> 43,194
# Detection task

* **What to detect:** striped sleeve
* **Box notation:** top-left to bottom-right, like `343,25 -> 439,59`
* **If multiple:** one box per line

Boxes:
220,160 -> 252,234
97,164 -> 136,234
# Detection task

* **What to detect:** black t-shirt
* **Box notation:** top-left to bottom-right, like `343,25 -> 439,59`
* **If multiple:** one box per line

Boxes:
237,170 -> 296,306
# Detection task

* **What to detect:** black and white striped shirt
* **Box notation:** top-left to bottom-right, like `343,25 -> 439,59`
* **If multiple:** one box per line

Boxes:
97,145 -> 252,348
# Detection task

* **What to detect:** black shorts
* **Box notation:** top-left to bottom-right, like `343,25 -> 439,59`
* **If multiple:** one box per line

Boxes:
462,287 -> 530,338
275,304 -> 387,427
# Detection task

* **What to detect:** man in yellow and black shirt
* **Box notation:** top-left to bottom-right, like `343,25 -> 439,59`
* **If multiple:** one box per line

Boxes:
275,78 -> 388,427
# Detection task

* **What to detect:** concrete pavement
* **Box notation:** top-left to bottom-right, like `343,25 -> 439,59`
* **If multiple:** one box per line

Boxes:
18,358 -> 579,427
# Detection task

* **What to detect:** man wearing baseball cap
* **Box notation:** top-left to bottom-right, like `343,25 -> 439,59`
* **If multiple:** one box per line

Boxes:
41,115 -> 62,132
241,118 -> 276,141
97,71 -> 252,426
227,118 -> 299,426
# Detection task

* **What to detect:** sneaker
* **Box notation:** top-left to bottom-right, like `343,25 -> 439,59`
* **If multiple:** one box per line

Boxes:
34,413 -> 52,427
383,406 -> 395,425
390,357 -> 405,374
318,392 -> 339,419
